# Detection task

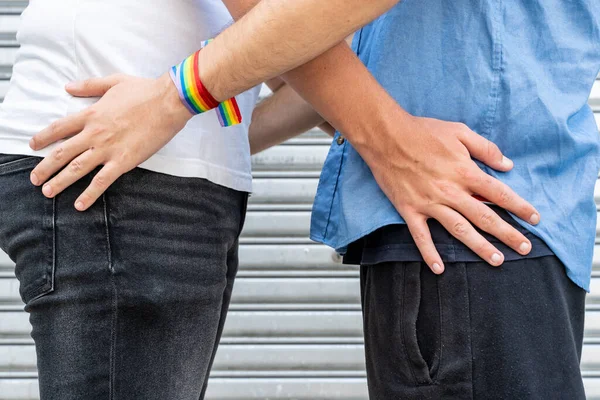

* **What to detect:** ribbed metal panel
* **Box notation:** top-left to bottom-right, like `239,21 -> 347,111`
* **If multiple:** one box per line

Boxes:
1,2 -> 600,398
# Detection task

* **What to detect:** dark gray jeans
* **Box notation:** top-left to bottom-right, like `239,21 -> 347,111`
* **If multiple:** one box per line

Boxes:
0,154 -> 248,400
361,256 -> 587,399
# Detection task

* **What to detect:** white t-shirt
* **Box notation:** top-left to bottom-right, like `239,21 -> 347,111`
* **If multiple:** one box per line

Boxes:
0,0 -> 260,192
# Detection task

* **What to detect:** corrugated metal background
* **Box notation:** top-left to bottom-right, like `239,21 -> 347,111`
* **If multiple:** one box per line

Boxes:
1,1 -> 599,398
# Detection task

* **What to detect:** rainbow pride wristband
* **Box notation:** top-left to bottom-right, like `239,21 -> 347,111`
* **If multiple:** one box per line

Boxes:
169,41 -> 242,127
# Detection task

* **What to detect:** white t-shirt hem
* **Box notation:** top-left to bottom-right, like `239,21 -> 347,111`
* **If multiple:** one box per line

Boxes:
0,138 -> 252,193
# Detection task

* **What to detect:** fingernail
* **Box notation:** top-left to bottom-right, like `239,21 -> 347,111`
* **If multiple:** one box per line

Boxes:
75,201 -> 84,211
42,184 -> 53,197
491,253 -> 503,265
65,81 -> 79,90
519,242 -> 530,254
529,213 -> 540,225
30,172 -> 39,186
502,156 -> 513,168
29,137 -> 36,150
432,263 -> 444,274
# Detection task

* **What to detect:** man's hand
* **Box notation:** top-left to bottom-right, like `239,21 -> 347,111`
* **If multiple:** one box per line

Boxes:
27,0 -> 540,273
28,0 -> 395,210
250,68 -> 539,272
361,113 -> 538,273
29,73 -> 192,211
276,43 -> 540,273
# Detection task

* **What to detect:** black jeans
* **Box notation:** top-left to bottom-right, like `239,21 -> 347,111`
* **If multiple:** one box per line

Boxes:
0,154 -> 248,400
361,257 -> 587,399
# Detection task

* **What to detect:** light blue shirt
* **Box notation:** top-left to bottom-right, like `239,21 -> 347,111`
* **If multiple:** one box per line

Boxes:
310,0 -> 600,291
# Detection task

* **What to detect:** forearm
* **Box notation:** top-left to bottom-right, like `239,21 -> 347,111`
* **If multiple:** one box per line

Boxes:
280,43 -> 410,161
254,32 -> 352,149
317,122 -> 336,137
265,77 -> 285,93
205,0 -> 398,101
249,83 -> 327,154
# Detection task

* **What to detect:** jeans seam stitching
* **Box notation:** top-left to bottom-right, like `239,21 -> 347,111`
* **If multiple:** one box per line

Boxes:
464,262 -> 475,399
103,194 -> 113,273
236,193 -> 249,239
25,195 -> 56,304
200,280 -> 229,396
200,244 -> 239,397
50,197 -> 56,293
0,157 -> 40,176
103,194 -> 117,399
23,281 -> 53,303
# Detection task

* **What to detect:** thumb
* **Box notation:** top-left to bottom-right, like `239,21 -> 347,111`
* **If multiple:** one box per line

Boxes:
459,128 -> 513,172
65,74 -> 127,97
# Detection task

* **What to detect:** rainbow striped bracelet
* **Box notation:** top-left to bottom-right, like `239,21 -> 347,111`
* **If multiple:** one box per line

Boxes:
169,40 -> 242,127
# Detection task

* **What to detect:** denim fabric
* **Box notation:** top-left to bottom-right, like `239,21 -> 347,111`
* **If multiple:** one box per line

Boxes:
0,154 -> 248,400
310,0 -> 600,291
361,257 -> 587,399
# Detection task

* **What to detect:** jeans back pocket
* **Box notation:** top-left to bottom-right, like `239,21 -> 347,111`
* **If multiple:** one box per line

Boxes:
0,155 -> 55,304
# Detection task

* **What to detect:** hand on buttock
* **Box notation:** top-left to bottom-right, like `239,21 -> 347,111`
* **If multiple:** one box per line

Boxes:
29,73 -> 192,211
358,113 -> 541,273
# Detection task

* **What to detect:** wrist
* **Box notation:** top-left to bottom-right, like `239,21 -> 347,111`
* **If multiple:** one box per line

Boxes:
344,94 -> 414,160
169,47 -> 242,127
197,44 -> 227,103
157,73 -> 194,126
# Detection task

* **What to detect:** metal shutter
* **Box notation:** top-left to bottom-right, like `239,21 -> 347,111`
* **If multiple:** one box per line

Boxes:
0,1 -> 599,398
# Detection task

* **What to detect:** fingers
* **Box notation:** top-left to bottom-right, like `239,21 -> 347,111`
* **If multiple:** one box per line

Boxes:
450,195 -> 532,255
469,171 -> 541,225
405,215 -> 445,274
431,205 -> 505,267
39,149 -> 103,199
457,126 -> 513,172
65,74 -> 126,97
74,163 -> 121,211
30,111 -> 88,151
30,134 -> 90,187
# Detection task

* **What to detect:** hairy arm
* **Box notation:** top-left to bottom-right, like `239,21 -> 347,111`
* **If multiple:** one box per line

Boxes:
222,1 -> 539,271
250,34 -> 356,153
31,0 -> 540,273
201,0 -> 398,101
29,0 -> 394,207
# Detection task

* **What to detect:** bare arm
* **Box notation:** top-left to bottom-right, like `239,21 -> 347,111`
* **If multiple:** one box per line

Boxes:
31,0 -> 540,273
264,78 -> 285,93
249,83 -> 329,154
222,1 -> 539,270
201,0 -> 399,101
250,34 -> 356,152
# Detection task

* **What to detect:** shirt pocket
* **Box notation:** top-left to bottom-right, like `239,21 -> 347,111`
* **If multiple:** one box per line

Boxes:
0,155 -> 56,304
